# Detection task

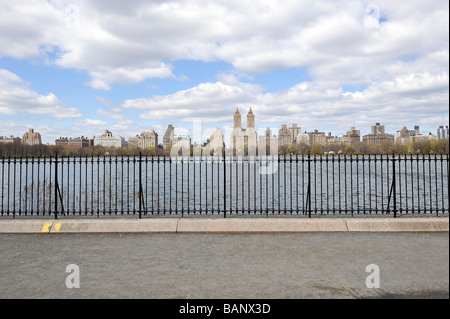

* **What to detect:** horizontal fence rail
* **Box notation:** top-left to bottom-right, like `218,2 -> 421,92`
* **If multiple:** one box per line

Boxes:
0,154 -> 448,218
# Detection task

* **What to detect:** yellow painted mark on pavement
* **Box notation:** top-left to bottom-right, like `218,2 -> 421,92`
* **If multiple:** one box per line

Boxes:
42,223 -> 53,232
41,222 -> 88,233
50,223 -> 62,232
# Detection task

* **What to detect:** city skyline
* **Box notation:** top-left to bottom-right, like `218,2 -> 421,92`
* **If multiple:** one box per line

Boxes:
0,1 -> 448,144
1,118 -> 447,150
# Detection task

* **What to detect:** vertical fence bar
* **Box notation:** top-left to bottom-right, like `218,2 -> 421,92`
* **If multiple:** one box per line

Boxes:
116,156 -> 119,215
241,157 -> 244,214
13,157 -> 16,217
169,156 -> 172,215
138,153 -> 142,219
326,155 -> 329,214
194,156 -> 196,214
31,157 -> 40,215
356,156 -> 360,215
224,153 -> 227,218
404,155 -> 408,214
278,156 -> 280,214
18,157 -> 22,215
368,155 -> 371,214
344,155 -> 347,214
338,154 -> 341,214
8,156 -> 11,216
255,157 -> 258,214
205,156 -> 207,214
380,155 -> 384,214
374,155 -> 377,214
308,152 -> 311,218
65,157 -> 68,216
45,156 -> 49,215
24,157 -> 28,215
187,156 -> 189,215
181,156 -> 184,217
332,155 -> 335,214
314,155 -> 317,215
229,156 -> 232,215
200,156 -> 203,214
260,156 -> 263,215
295,155 -> 298,215
447,154 -> 450,216
1,156 -> 4,215
442,154 -> 446,214
429,154 -> 432,214
54,154 -> 58,219
175,156 -> 178,215
273,155 -> 275,214
218,156 -> 220,215
393,152 -> 397,218
248,157 -> 252,214
434,155 -> 438,216
163,156 -> 166,215
400,155 -> 404,215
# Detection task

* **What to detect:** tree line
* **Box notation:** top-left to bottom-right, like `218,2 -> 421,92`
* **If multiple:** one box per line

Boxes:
0,138 -> 448,157
280,138 -> 449,156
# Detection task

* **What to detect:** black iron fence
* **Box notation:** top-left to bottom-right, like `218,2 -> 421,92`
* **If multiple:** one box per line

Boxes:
0,153 -> 448,218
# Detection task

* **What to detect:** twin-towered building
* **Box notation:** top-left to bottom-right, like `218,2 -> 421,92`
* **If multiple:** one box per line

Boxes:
230,107 -> 258,156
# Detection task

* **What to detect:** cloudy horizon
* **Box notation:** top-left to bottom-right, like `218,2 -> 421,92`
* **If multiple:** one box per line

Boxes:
0,0 -> 448,145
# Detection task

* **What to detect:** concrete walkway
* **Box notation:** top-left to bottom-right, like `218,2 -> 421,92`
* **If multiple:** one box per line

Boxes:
1,218 -> 448,300
0,232 -> 448,299
0,217 -> 448,234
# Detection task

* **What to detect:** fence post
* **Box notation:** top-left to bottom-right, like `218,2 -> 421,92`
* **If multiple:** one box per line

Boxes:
54,153 -> 58,220
392,151 -> 397,218
223,151 -> 227,219
308,151 -> 312,218
138,152 -> 142,219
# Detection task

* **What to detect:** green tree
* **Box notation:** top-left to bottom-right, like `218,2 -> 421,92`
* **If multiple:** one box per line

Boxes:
146,146 -> 156,155
310,145 -> 323,155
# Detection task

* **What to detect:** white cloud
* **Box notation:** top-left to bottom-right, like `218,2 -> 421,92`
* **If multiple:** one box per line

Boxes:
84,64 -> 175,90
96,107 -> 135,132
97,108 -> 124,121
122,75 -> 262,122
0,0 -> 448,137
74,119 -> 107,127
1,0 -> 447,89
122,66 -> 448,135
0,68 -> 82,119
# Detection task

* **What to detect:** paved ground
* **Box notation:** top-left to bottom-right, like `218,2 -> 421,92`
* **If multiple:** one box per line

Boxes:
0,232 -> 448,299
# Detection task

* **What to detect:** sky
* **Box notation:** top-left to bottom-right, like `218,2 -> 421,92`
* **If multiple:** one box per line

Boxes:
0,0 -> 448,145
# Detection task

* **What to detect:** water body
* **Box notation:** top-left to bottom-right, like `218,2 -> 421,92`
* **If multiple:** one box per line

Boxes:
0,155 -> 448,216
